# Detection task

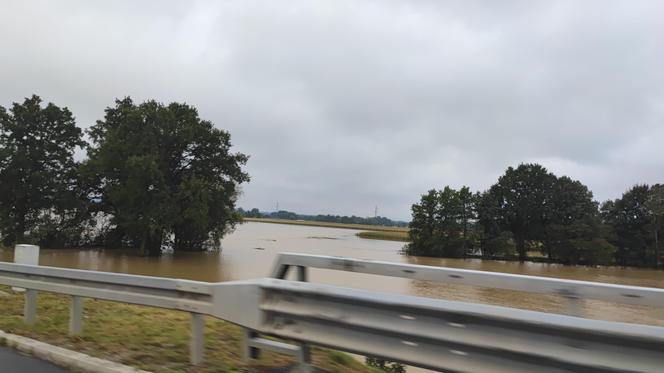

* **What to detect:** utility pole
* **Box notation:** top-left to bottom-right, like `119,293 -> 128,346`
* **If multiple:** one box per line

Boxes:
374,205 -> 378,218
276,202 -> 279,212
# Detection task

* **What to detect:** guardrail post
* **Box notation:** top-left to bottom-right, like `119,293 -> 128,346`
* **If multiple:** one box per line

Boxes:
24,289 -> 37,324
69,296 -> 83,335
294,343 -> 312,373
294,265 -> 312,370
13,244 -> 39,292
242,329 -> 260,363
296,266 -> 307,282
566,296 -> 582,317
190,312 -> 205,365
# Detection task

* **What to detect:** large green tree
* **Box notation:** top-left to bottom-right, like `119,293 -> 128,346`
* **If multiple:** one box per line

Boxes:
543,176 -> 614,265
406,189 -> 438,256
480,164 -> 556,261
646,184 -> 664,267
602,184 -> 662,267
0,95 -> 86,247
407,186 -> 476,258
477,190 -> 515,258
83,98 -> 249,255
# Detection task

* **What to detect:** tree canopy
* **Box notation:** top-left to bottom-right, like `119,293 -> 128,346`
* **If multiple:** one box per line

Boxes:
406,186 -> 477,258
83,98 -> 249,255
482,164 -> 556,261
0,95 -> 85,248
406,163 -> 661,267
601,184 -> 664,267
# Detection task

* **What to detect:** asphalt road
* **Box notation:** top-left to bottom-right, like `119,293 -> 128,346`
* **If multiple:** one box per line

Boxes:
0,346 -> 70,373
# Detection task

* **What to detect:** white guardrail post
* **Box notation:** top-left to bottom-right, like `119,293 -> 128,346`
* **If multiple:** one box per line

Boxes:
190,313 -> 205,365
14,244 -> 40,324
69,295 -> 83,335
24,288 -> 37,325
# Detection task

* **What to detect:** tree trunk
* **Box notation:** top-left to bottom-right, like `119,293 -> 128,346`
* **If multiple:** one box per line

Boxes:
14,210 -> 27,244
139,228 -> 163,257
516,236 -> 526,262
462,219 -> 468,256
655,219 -> 659,268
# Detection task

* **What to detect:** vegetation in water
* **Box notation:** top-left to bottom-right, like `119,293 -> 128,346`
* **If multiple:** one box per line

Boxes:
0,95 -> 249,256
407,163 -> 664,268
1,95 -> 662,268
356,231 -> 409,242
0,95 -> 87,249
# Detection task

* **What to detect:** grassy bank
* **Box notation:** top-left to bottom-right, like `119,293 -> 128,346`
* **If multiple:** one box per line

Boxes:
0,286 -> 372,373
356,231 -> 409,242
243,217 -> 409,233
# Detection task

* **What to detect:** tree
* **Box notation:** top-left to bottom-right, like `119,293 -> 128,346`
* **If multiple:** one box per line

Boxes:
83,98 -> 249,255
0,95 -> 86,247
601,185 -> 652,266
477,190 -> 515,258
406,190 -> 438,256
458,186 -> 476,253
645,184 -> 664,268
406,186 -> 475,258
481,164 -> 556,261
543,176 -> 614,265
602,184 -> 664,268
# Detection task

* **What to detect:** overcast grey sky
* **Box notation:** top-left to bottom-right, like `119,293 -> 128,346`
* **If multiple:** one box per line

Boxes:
1,1 -> 662,220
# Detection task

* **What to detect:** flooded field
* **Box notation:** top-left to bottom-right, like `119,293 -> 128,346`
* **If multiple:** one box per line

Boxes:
2,221 -> 663,326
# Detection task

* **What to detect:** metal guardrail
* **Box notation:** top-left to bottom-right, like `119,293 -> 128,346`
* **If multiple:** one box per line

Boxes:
1,253 -> 664,372
0,261 -> 214,364
271,253 -> 664,310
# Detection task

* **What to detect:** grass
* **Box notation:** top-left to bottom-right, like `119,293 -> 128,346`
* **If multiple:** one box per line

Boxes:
356,231 -> 409,242
243,217 -> 409,233
0,286 -> 372,373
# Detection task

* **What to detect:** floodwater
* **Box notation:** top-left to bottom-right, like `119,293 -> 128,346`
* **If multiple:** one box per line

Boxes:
1,221 -> 663,326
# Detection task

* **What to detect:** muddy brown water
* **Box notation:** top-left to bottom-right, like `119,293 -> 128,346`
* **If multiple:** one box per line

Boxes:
1,221 -> 663,327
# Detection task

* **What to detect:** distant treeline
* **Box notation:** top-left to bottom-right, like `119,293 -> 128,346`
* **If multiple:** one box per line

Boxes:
407,163 -> 663,268
238,208 -> 408,227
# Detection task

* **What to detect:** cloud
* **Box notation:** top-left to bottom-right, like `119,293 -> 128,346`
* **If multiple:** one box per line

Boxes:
1,0 -> 662,220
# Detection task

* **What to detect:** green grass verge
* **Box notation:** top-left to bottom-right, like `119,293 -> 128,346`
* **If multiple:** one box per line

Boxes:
356,231 -> 409,242
0,286 -> 371,373
243,218 -> 409,233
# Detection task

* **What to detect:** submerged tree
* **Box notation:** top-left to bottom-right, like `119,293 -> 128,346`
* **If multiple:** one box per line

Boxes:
0,95 -> 86,247
406,189 -> 438,256
406,186 -> 476,258
480,164 -> 556,261
83,98 -> 249,255
477,190 -> 515,258
645,184 -> 664,268
543,176 -> 614,265
602,184 -> 663,267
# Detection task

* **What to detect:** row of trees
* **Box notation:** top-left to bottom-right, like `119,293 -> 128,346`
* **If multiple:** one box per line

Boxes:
0,95 -> 249,255
238,208 -> 408,227
407,164 -> 664,267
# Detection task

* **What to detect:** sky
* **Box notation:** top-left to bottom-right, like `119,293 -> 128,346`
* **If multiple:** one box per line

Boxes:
1,1 -> 663,220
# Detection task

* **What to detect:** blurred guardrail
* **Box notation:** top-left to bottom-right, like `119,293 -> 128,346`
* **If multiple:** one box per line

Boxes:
1,252 -> 664,372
